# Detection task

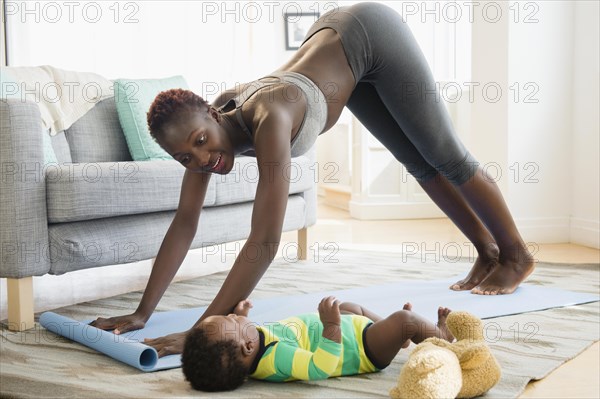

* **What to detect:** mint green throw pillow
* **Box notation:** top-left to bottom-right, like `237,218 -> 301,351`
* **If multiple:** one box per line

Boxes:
41,129 -> 59,164
1,67 -> 58,165
114,75 -> 189,161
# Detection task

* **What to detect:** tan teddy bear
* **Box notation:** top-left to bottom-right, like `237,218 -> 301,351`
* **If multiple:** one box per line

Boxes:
390,311 -> 501,399
390,341 -> 462,399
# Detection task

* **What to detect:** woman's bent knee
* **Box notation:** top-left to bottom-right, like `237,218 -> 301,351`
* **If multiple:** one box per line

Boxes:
436,152 -> 480,185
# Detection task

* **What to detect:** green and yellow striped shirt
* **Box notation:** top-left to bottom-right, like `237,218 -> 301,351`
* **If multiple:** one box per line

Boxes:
249,313 -> 379,381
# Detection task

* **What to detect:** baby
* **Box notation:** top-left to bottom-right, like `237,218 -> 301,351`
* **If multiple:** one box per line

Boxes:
181,296 -> 454,392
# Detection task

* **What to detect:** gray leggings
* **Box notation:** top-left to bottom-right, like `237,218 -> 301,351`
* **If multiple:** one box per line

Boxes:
302,2 -> 479,185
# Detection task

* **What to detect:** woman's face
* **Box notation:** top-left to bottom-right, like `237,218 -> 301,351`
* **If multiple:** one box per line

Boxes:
159,108 -> 232,174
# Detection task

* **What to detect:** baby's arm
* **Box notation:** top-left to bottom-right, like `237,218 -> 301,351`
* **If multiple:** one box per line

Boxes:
319,296 -> 342,343
339,302 -> 383,323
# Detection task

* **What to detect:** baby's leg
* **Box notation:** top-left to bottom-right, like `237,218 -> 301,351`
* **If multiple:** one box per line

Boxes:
339,302 -> 383,321
342,302 -> 413,349
364,307 -> 454,368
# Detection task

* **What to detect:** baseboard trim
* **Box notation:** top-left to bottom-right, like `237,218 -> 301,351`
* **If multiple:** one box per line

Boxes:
349,201 -> 445,220
511,217 -> 570,244
337,203 -> 598,248
570,217 -> 600,249
320,185 -> 351,211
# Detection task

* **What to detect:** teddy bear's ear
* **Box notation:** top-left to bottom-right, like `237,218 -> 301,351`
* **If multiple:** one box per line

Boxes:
407,351 -> 442,375
408,345 -> 458,375
393,344 -> 463,399
457,343 -> 490,369
447,312 -> 484,341
423,337 -> 453,349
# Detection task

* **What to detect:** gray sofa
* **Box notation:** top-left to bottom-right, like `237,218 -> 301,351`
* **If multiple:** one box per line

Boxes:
0,97 -> 317,331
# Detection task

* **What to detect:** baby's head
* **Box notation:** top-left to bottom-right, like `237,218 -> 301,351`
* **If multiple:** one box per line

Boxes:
181,314 -> 260,392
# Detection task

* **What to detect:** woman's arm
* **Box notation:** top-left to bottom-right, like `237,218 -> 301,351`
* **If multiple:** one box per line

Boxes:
143,99 -> 298,357
196,107 -> 295,322
91,169 -> 211,333
135,169 -> 212,318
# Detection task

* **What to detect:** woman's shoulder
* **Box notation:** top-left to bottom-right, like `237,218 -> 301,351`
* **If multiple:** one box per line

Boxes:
212,77 -> 301,111
210,82 -> 252,109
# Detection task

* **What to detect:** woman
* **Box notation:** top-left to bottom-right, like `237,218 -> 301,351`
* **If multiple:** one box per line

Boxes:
91,3 -> 534,357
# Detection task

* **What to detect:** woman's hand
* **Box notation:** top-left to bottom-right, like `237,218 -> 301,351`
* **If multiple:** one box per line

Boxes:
318,296 -> 342,343
144,331 -> 189,358
233,299 -> 253,317
89,313 -> 147,335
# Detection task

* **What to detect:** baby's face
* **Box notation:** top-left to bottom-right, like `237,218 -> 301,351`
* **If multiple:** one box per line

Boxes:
200,314 -> 258,344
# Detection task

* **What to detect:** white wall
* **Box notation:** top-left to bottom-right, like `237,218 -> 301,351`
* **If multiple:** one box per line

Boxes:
5,1 -> 332,99
470,1 -> 509,192
442,1 -> 599,247
570,1 -> 600,248
6,1 -> 599,247
506,1 -> 574,243
0,0 -> 6,66
503,0 -> 599,248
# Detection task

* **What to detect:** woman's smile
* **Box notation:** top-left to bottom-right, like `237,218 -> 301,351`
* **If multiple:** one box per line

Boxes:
208,153 -> 223,172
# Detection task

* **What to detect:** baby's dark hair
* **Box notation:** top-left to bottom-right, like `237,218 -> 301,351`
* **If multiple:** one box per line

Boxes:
181,326 -> 250,392
146,88 -> 210,144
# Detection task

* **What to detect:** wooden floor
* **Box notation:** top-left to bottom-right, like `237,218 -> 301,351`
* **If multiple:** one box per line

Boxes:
1,198 -> 598,398
281,199 -> 600,399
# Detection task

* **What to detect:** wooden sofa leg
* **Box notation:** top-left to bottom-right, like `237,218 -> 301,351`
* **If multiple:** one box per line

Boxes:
7,277 -> 34,331
297,227 -> 308,261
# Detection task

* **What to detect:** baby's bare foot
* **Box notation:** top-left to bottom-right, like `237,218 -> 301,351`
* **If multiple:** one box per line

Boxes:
437,307 -> 454,343
401,303 -> 412,348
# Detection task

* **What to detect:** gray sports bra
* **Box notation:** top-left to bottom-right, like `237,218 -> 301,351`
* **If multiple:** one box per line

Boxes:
216,70 -> 328,158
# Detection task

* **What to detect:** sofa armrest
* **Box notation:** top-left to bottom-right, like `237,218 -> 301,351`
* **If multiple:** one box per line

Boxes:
0,99 -> 51,278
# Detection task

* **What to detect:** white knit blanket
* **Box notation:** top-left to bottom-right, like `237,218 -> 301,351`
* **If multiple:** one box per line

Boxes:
2,65 -> 114,135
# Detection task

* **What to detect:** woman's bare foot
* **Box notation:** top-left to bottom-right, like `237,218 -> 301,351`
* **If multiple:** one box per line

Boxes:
472,242 -> 536,295
450,243 -> 500,291
437,307 -> 454,342
401,302 -> 412,348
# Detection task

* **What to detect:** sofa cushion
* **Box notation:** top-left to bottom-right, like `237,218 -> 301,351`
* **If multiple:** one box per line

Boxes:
49,130 -> 73,163
114,75 -> 187,161
47,195 -> 307,274
46,160 -> 216,223
65,98 -> 133,162
210,154 -> 316,206
46,153 -> 314,223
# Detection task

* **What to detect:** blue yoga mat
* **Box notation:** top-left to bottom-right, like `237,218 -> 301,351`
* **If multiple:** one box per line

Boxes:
39,277 -> 599,372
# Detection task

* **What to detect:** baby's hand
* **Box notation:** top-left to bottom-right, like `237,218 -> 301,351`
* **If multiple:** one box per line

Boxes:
318,296 -> 342,343
233,299 -> 253,316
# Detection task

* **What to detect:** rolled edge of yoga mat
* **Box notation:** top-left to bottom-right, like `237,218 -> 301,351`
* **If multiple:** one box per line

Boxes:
39,312 -> 158,371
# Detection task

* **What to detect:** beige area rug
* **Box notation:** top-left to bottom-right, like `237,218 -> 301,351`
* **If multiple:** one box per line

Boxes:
1,246 -> 599,398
